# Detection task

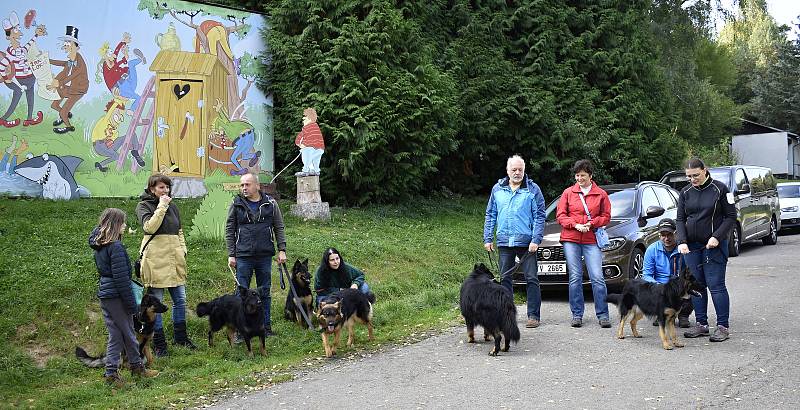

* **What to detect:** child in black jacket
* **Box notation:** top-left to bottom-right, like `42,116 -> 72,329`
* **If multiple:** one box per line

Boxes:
89,208 -> 158,387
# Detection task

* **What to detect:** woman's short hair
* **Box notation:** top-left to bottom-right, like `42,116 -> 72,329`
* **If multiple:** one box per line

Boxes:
147,173 -> 172,190
572,159 -> 593,175
684,158 -> 706,170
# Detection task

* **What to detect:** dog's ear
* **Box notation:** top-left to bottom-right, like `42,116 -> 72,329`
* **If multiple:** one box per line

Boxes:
303,258 -> 308,266
237,285 -> 248,297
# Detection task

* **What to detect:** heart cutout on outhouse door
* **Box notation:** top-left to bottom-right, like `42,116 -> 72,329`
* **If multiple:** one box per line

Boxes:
173,84 -> 191,100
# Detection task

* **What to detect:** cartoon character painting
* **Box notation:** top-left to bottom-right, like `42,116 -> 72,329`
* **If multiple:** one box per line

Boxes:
14,153 -> 88,199
90,96 -> 145,172
96,32 -> 146,112
294,107 -> 324,176
212,98 -> 260,176
1,134 -> 28,174
47,25 -> 88,134
1,11 -> 45,128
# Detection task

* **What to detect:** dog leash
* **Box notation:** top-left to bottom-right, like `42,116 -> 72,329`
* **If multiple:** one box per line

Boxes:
278,261 -> 315,331
228,265 -> 242,287
486,250 -> 534,280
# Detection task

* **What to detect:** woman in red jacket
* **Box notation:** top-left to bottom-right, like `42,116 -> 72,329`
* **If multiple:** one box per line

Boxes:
556,160 -> 612,328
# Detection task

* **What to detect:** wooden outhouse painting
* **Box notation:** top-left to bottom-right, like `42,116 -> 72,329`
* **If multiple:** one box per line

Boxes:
150,51 -> 228,177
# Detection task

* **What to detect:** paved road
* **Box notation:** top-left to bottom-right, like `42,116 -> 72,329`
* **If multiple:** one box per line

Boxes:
209,233 -> 800,409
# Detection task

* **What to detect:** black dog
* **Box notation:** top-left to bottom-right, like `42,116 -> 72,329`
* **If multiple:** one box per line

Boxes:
76,293 -> 168,367
607,268 -> 702,350
316,288 -> 375,358
459,263 -> 520,356
283,258 -> 313,326
196,286 -> 267,357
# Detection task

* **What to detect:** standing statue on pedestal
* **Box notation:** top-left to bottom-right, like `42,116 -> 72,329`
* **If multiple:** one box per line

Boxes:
294,107 -> 324,177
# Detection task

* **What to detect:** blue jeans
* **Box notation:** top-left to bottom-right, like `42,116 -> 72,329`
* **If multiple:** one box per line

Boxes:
498,246 -> 541,320
150,285 -> 187,330
230,130 -> 256,172
236,255 -> 273,328
300,147 -> 323,173
316,282 -> 370,307
117,58 -> 142,111
564,241 -> 608,320
683,241 -> 730,328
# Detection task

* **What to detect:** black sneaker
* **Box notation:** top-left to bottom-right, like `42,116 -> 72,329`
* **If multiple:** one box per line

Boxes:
678,317 -> 691,328
599,319 -> 611,328
265,328 -> 277,337
570,317 -> 582,328
683,324 -> 710,338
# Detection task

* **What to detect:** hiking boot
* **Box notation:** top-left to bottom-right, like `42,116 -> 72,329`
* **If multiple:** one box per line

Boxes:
683,324 -> 710,338
678,317 -> 691,328
130,364 -> 159,378
570,317 -> 582,328
599,319 -> 611,328
265,327 -> 277,337
526,319 -> 540,328
104,371 -> 125,388
153,328 -> 168,357
709,325 -> 729,342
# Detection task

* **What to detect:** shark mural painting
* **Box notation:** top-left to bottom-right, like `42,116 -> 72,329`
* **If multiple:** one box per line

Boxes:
0,0 -> 271,200
14,153 -> 89,199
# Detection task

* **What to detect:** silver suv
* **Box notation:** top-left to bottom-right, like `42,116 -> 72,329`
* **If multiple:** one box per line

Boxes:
659,165 -> 780,256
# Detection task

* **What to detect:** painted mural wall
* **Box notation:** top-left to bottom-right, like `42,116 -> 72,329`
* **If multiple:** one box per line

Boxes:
0,0 -> 272,199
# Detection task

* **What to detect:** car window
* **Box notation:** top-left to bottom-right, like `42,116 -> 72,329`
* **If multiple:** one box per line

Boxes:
661,172 -> 689,191
747,168 -> 766,193
653,186 -> 676,210
709,169 -> 731,188
640,187 -> 659,215
778,185 -> 800,198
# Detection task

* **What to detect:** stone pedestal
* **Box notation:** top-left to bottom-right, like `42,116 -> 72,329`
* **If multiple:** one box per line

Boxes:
291,175 -> 330,221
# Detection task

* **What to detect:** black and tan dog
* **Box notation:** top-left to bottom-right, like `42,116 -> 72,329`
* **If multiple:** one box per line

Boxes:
75,293 -> 168,368
607,268 -> 702,350
459,263 -> 520,356
283,258 -> 313,327
196,286 -> 267,357
316,288 -> 375,358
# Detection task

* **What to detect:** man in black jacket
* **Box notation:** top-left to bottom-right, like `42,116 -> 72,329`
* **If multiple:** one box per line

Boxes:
225,173 -> 287,335
676,158 -> 737,342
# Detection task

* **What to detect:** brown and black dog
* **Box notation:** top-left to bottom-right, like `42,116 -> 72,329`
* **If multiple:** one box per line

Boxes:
75,293 -> 168,367
316,288 -> 375,358
283,258 -> 313,327
607,268 -> 702,350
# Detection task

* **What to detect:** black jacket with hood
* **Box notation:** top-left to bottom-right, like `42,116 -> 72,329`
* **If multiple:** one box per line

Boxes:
225,192 -> 286,257
88,227 -> 137,314
676,175 -> 737,245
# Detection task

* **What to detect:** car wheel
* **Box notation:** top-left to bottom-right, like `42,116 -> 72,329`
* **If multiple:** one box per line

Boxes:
628,248 -> 644,279
762,217 -> 778,245
729,224 -> 741,257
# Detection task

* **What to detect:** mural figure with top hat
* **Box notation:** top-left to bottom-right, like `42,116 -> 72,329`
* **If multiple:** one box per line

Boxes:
1,11 -> 46,128
48,25 -> 88,134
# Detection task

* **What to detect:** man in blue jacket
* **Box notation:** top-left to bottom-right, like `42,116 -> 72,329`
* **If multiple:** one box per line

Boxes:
642,218 -> 693,327
484,155 -> 546,328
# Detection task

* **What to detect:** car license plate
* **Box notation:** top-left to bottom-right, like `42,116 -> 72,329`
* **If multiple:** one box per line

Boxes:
538,263 -> 567,275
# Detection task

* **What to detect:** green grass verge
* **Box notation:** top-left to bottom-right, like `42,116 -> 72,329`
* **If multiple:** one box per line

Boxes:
0,196 -> 491,409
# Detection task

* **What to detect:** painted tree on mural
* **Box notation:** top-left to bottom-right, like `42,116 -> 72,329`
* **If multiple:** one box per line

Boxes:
232,51 -> 259,119
138,0 -> 254,115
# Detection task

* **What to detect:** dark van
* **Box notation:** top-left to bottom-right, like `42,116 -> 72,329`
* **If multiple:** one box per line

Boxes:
659,165 -> 781,256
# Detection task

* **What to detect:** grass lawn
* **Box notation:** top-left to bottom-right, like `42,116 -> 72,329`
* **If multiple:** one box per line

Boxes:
0,195 -> 490,409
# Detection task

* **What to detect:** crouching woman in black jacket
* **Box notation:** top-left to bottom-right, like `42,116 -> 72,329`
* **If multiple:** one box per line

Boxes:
89,208 -> 158,387
676,158 -> 737,343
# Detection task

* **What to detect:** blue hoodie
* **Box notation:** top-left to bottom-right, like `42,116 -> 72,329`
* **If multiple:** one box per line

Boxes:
484,175 -> 546,247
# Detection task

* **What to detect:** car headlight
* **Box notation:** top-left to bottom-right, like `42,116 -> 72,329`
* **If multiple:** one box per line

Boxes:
602,237 -> 626,252
781,206 -> 799,213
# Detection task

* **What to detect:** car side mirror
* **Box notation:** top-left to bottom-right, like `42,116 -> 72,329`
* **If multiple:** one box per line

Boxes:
736,183 -> 751,195
644,206 -> 665,219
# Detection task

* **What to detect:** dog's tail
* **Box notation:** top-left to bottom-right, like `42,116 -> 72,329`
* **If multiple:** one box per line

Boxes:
75,346 -> 106,368
365,291 -> 376,304
502,297 -> 521,343
606,293 -> 623,305
196,301 -> 212,317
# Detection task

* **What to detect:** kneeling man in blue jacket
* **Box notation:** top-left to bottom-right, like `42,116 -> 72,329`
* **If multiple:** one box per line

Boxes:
642,218 -> 693,327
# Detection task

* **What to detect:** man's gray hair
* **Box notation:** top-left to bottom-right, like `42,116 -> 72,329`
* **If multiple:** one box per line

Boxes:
244,172 -> 260,184
506,155 -> 525,170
